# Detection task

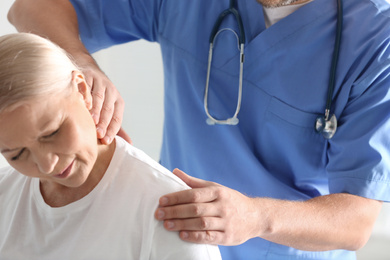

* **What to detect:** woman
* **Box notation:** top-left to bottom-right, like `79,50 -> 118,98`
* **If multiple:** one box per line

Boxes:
0,33 -> 221,260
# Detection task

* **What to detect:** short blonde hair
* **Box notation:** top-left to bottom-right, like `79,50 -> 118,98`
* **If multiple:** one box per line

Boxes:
0,33 -> 80,113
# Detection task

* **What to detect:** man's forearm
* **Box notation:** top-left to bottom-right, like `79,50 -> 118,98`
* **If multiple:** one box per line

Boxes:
8,0 -> 89,59
256,193 -> 382,251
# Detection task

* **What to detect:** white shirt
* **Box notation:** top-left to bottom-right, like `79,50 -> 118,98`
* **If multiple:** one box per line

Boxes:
0,137 -> 221,260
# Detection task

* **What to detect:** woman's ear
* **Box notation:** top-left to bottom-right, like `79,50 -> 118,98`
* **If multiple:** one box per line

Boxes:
72,71 -> 92,110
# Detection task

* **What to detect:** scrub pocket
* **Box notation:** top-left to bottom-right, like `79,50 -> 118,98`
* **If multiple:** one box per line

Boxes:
259,96 -> 329,198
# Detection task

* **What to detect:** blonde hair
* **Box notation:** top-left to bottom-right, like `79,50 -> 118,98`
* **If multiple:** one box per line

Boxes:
0,33 -> 80,113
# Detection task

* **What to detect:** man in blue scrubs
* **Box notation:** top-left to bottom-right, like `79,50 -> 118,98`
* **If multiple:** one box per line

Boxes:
8,0 -> 390,259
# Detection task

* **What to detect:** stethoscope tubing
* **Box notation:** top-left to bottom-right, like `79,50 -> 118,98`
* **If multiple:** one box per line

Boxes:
209,0 -> 245,45
325,0 -> 343,120
204,0 -> 245,125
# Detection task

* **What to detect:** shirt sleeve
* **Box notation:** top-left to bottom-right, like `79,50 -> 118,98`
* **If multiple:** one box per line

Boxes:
328,54 -> 390,202
138,157 -> 222,259
68,0 -> 162,53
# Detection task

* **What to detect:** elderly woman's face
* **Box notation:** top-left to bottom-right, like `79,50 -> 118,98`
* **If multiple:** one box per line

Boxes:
0,82 -> 98,189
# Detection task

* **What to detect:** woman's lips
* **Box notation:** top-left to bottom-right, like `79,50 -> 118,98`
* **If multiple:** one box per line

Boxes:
55,160 -> 74,179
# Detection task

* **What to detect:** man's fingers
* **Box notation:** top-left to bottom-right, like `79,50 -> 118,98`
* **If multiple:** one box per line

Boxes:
156,202 -> 220,220
95,93 -> 115,138
162,216 -> 224,232
83,67 -> 125,143
100,97 -> 125,144
158,186 -> 219,208
94,79 -> 123,141
179,230 -> 226,245
172,168 -> 218,189
89,78 -> 105,126
160,169 -> 219,207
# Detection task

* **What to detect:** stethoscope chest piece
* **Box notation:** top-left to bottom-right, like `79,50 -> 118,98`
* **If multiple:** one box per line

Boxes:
313,0 -> 343,139
315,114 -> 337,139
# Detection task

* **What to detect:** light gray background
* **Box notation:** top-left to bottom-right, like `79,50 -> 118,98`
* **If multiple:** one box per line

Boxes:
0,1 -> 389,259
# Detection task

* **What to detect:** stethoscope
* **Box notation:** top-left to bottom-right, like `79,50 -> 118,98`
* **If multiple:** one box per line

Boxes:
204,0 -> 343,140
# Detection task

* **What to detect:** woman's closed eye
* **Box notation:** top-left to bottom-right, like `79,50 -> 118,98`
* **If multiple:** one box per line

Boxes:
11,148 -> 25,161
9,128 -> 60,161
43,129 -> 59,139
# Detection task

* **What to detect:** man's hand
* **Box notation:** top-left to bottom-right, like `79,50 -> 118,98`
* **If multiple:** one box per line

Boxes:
82,63 -> 131,144
155,169 -> 382,251
82,65 -> 124,144
155,169 -> 259,245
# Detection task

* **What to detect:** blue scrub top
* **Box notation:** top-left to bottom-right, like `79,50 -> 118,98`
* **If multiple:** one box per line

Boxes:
69,0 -> 390,259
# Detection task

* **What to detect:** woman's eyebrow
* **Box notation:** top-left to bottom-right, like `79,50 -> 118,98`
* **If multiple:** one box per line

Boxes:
39,114 -> 62,133
39,118 -> 56,132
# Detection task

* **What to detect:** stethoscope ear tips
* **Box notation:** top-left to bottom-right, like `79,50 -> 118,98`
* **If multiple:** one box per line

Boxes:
206,117 -> 239,125
315,114 -> 337,139
206,118 -> 216,125
227,117 -> 239,125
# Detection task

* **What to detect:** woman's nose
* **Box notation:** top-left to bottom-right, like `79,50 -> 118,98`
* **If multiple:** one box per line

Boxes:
32,150 -> 59,175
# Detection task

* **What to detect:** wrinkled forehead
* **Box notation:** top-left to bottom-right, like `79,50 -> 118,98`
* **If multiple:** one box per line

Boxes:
0,77 -> 77,113
0,97 -> 63,150
0,85 -> 73,115
0,104 -> 33,151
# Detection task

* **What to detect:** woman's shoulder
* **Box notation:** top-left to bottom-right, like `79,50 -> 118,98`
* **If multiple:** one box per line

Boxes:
0,166 -> 30,198
113,136 -> 189,193
0,166 -> 23,183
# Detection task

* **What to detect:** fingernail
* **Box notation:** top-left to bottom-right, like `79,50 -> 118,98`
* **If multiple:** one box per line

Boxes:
103,136 -> 111,144
91,114 -> 99,124
160,197 -> 169,206
97,127 -> 104,138
181,232 -> 189,239
166,221 -> 174,229
156,209 -> 165,220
